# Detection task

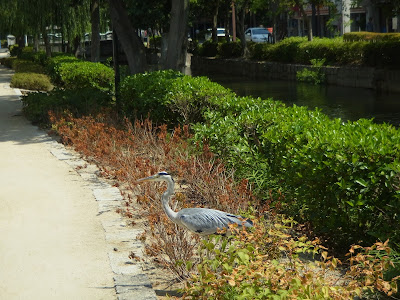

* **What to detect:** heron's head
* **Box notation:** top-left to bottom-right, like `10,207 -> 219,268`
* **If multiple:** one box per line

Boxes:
136,171 -> 173,183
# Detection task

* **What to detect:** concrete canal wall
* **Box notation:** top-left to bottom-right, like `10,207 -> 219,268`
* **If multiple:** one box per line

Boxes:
191,56 -> 400,93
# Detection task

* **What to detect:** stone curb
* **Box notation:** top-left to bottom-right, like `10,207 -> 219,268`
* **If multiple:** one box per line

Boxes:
47,139 -> 157,300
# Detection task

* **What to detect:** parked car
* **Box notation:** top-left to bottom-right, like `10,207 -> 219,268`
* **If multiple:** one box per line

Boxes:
245,27 -> 271,43
205,28 -> 227,41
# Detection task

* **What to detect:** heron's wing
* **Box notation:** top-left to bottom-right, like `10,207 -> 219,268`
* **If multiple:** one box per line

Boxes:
177,208 -> 252,235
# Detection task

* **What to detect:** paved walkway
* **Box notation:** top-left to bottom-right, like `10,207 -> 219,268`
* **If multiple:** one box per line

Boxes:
0,50 -> 157,300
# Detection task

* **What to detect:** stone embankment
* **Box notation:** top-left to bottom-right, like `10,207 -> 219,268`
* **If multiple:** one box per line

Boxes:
191,56 -> 400,93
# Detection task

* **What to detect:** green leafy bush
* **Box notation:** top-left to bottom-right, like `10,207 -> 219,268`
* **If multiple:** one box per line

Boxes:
119,68 -> 400,250
296,58 -> 326,84
57,61 -> 115,92
119,70 -> 234,126
185,222 -> 399,299
244,36 -> 400,68
46,54 -> 80,84
21,87 -> 113,125
363,41 -> 400,68
198,40 -> 218,57
344,32 -> 400,42
218,41 -> 243,58
11,73 -> 53,91
9,44 -> 19,56
192,93 -> 400,249
11,59 -> 46,74
247,42 -> 272,60
0,57 -> 17,68
120,70 -> 184,124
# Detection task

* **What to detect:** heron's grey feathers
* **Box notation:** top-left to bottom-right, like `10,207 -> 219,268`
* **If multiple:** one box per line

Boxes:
137,171 -> 253,236
176,207 -> 252,236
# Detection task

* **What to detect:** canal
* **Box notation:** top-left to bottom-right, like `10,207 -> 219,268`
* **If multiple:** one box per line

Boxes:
199,74 -> 400,127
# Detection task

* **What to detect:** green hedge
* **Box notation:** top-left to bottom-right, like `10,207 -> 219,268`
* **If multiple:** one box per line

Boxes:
44,55 -> 114,92
193,94 -> 400,249
197,40 -> 219,57
11,73 -> 53,91
120,70 -> 234,125
46,55 -> 80,84
343,32 -> 400,42
17,47 -> 47,65
0,57 -> 17,68
57,61 -> 114,92
121,70 -> 400,250
21,88 -> 113,125
11,59 -> 46,74
198,36 -> 400,68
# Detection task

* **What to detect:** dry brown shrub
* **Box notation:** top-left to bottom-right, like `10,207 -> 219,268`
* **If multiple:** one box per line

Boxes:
50,111 -> 259,281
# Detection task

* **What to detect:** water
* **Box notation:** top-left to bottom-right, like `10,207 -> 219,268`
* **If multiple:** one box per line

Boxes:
202,74 -> 400,127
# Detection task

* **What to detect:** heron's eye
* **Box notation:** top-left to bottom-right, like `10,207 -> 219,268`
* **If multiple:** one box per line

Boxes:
159,171 -> 169,176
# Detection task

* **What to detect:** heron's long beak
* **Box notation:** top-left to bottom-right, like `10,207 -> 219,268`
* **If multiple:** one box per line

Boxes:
135,174 -> 158,183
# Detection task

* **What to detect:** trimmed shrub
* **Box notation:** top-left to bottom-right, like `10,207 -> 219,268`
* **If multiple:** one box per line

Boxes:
11,59 -> 46,74
363,41 -> 400,68
119,70 -> 234,126
57,61 -> 115,92
344,32 -> 400,42
21,87 -> 113,125
0,57 -> 17,68
9,44 -> 19,56
198,40 -> 218,57
11,73 -> 53,91
120,70 -> 184,124
218,41 -> 243,58
192,92 -> 400,249
46,55 -> 80,84
244,35 -> 400,68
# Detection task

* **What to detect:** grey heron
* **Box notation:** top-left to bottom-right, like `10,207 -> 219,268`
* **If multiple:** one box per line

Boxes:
136,171 -> 253,235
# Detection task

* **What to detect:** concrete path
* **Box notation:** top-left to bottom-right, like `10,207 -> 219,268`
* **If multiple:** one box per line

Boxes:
0,50 -> 157,300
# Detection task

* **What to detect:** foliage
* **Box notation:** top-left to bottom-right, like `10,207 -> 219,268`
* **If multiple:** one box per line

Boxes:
296,58 -> 326,84
197,40 -> 218,57
57,61 -> 115,92
343,32 -> 400,42
21,88 -> 113,125
119,70 -> 234,126
11,73 -> 53,91
11,59 -> 46,74
184,222 -> 399,299
118,70 -> 400,250
48,111 -> 399,298
217,41 -> 243,58
18,47 -> 47,65
119,70 -> 184,124
192,94 -> 400,249
0,57 -> 17,68
45,54 -> 80,84
363,41 -> 400,68
9,44 -> 19,57
244,36 -> 400,68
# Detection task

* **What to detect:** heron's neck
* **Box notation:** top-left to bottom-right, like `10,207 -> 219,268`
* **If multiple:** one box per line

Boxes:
161,177 -> 178,223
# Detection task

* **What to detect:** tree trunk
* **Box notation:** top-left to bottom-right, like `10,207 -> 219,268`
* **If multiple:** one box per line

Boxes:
91,0 -> 100,62
164,0 -> 190,71
73,35 -> 81,57
295,0 -> 312,41
236,1 -> 248,56
108,0 -> 147,74
212,1 -> 220,43
42,30 -> 52,57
